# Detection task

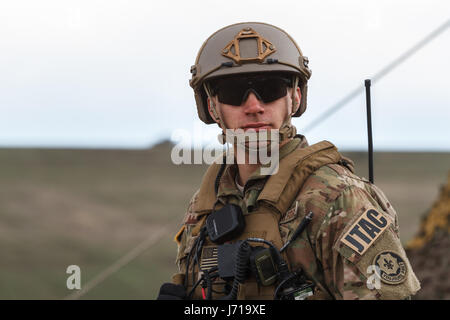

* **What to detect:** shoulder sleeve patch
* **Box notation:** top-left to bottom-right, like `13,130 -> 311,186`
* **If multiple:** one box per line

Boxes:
340,208 -> 391,255
373,251 -> 407,285
334,214 -> 421,299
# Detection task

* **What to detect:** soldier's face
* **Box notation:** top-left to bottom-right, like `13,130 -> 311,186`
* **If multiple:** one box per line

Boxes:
208,86 -> 301,133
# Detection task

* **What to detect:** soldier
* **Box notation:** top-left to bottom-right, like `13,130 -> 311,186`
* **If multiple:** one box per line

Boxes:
158,22 -> 420,300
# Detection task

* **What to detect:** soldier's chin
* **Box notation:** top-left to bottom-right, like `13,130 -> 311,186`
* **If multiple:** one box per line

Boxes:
238,140 -> 273,152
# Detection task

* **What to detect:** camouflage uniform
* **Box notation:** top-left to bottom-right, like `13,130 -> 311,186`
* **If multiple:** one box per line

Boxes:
172,136 -> 420,300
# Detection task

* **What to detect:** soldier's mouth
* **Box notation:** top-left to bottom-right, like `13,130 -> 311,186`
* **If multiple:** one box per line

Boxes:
241,123 -> 272,131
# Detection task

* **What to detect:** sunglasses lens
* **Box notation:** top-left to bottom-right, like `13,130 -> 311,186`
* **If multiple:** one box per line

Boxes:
211,76 -> 290,106
256,78 -> 289,103
216,82 -> 247,106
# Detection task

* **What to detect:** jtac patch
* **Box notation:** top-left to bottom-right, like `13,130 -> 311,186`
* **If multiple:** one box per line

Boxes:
340,208 -> 391,255
373,251 -> 407,284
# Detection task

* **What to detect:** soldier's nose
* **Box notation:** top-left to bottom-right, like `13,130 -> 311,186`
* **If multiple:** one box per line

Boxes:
242,91 -> 264,114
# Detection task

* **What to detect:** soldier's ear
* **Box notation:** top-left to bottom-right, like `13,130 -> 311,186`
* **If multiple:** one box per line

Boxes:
292,87 -> 302,114
207,97 -> 221,125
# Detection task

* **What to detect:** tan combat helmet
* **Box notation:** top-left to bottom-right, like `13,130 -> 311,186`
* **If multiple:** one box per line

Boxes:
190,22 -> 312,129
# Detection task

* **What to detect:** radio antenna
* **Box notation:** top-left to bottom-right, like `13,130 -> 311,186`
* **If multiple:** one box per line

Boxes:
364,79 -> 374,184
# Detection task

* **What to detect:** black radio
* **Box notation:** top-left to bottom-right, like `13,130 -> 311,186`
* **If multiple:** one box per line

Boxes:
188,206 -> 316,300
205,204 -> 245,244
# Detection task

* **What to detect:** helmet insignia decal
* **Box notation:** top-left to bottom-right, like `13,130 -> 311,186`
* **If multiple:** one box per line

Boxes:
221,27 -> 276,64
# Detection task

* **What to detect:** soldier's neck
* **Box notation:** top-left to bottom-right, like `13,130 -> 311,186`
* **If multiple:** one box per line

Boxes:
235,138 -> 290,187
236,162 -> 259,187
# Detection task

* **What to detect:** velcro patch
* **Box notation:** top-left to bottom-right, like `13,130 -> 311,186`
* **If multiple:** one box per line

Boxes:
174,225 -> 185,245
340,208 -> 391,255
200,246 -> 218,271
183,212 -> 199,225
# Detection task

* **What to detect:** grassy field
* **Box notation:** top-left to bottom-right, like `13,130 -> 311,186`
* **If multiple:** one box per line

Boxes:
0,142 -> 449,299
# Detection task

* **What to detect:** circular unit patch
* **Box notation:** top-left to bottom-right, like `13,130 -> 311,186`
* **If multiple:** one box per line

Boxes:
373,251 -> 407,285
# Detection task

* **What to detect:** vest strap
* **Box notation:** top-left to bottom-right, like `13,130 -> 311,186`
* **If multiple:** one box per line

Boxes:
195,140 -> 341,215
258,140 -> 341,215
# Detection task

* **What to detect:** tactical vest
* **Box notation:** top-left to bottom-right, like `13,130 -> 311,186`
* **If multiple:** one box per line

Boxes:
183,140 -> 344,300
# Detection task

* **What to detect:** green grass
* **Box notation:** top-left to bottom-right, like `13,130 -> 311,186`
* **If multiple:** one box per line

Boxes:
0,143 -> 448,299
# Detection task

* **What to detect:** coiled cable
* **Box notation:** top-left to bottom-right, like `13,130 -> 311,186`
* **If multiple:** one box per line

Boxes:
221,241 -> 251,300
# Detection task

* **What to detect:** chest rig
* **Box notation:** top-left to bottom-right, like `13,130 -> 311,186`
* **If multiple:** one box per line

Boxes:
183,140 -> 343,299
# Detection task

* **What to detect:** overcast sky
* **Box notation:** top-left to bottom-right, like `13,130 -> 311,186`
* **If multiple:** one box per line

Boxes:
0,0 -> 449,150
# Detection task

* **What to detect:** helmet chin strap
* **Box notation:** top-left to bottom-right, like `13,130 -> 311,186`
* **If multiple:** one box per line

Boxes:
203,76 -> 299,155
202,82 -> 228,145
278,75 -> 299,142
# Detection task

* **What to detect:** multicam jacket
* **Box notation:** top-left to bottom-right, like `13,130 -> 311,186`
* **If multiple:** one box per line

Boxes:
172,135 -> 420,300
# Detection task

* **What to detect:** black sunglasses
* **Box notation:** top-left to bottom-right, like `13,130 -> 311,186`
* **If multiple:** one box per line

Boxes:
209,75 -> 292,106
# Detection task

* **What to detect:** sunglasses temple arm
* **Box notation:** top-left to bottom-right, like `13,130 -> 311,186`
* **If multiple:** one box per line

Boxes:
290,76 -> 299,115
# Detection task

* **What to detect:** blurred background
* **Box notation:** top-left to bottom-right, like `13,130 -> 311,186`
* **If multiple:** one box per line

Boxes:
0,0 -> 449,299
